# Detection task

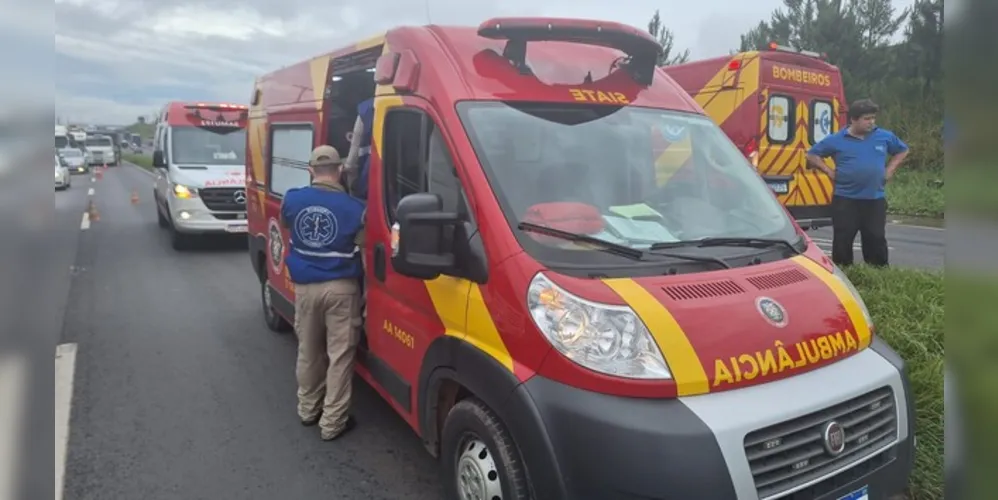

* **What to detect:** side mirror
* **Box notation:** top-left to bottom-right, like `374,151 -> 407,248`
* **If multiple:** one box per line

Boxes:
152,150 -> 167,168
391,193 -> 460,280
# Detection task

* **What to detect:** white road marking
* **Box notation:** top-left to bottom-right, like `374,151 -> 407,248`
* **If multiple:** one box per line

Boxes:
810,237 -> 893,251
80,212 -> 90,230
90,177 -> 95,183
87,188 -> 94,196
889,221 -> 944,231
55,343 -> 78,500
0,354 -> 27,500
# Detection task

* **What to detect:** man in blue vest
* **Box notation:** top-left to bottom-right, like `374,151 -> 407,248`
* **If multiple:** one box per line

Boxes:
280,145 -> 365,441
343,97 -> 374,200
806,99 -> 909,267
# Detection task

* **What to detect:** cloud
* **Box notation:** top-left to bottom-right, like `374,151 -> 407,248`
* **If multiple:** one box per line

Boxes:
54,0 -> 915,124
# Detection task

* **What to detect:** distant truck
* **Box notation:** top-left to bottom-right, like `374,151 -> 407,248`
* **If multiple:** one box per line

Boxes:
55,125 -> 70,149
84,134 -> 118,166
663,43 -> 848,229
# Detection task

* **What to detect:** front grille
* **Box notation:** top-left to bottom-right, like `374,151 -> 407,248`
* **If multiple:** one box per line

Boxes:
213,213 -> 246,220
199,187 -> 246,212
744,386 -> 897,499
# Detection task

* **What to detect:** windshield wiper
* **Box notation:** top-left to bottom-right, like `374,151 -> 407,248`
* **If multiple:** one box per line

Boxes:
650,237 -> 801,255
517,222 -> 644,260
517,222 -> 730,268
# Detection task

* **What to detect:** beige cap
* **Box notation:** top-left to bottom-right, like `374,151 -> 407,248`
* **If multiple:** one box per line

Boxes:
309,145 -> 342,167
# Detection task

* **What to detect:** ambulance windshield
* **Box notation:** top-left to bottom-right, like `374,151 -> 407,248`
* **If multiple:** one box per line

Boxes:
170,127 -> 246,166
457,102 -> 798,262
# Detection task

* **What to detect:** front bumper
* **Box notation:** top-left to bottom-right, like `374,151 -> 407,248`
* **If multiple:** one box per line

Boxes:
519,338 -> 914,500
87,154 -> 116,165
55,175 -> 68,188
168,196 -> 247,235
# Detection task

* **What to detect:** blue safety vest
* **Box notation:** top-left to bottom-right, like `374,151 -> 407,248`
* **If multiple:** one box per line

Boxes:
352,98 -> 375,200
280,183 -> 364,284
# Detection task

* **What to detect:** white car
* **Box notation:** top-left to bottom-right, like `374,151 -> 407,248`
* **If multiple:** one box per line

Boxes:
54,154 -> 71,190
59,148 -> 88,174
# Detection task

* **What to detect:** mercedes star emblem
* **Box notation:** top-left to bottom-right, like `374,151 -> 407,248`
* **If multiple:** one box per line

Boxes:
233,190 -> 246,204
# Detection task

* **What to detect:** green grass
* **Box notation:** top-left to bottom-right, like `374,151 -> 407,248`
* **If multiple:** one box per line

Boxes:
885,169 -> 945,219
122,153 -> 152,170
845,265 -> 943,500
125,122 -> 155,141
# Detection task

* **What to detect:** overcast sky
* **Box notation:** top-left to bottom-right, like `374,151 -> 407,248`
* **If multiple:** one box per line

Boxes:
43,0 -> 914,125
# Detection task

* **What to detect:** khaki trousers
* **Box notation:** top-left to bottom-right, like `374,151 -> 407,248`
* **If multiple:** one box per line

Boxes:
294,279 -> 361,436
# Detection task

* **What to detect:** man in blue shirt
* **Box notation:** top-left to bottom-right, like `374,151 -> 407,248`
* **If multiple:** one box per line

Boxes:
806,99 -> 909,267
280,145 -> 365,441
343,97 -> 375,200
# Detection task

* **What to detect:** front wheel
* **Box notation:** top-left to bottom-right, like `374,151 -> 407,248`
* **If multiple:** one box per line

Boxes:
441,398 -> 531,500
262,279 -> 292,332
169,224 -> 189,251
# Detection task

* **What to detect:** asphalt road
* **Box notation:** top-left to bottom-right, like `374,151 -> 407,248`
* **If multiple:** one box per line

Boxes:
807,221 -> 944,270
57,165 -> 440,500
53,164 -> 946,500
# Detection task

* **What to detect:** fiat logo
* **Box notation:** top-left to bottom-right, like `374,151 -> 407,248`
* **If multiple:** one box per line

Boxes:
822,421 -> 846,456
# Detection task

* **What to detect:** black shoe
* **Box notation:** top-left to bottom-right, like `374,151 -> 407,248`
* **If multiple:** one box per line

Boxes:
321,416 -> 356,441
301,413 -> 321,427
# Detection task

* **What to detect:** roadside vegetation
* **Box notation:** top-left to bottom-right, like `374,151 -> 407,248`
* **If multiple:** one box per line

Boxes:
122,152 -> 151,170
846,265 -> 943,500
886,170 -> 944,219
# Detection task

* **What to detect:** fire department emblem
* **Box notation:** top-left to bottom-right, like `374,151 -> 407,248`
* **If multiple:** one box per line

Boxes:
756,296 -> 788,328
268,218 -> 284,274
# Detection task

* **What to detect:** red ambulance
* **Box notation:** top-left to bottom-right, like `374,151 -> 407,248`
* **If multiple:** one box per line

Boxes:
247,18 -> 914,500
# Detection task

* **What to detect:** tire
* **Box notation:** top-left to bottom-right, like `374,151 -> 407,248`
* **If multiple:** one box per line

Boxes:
156,197 -> 168,228
157,207 -> 168,228
262,279 -> 292,332
169,225 -> 189,251
441,398 -> 531,500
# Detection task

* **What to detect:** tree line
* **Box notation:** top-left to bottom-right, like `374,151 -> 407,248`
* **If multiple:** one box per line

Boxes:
648,0 -> 944,171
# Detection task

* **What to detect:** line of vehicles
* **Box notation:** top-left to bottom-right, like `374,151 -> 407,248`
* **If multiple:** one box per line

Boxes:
54,125 -> 144,188
145,17 -> 912,500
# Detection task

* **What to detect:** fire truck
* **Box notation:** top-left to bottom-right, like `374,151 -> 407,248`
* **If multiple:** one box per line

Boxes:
664,43 -> 849,229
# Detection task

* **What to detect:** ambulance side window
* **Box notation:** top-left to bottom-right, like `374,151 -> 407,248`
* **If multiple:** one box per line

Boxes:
383,108 -> 473,226
810,99 -> 834,144
426,122 -> 473,224
767,94 -> 795,144
382,109 -> 426,224
269,124 -> 314,196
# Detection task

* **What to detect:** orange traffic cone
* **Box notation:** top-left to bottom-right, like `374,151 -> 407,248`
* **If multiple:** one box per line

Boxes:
130,191 -> 139,204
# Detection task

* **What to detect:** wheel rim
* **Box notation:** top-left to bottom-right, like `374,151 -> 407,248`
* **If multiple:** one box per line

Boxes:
455,435 -> 503,500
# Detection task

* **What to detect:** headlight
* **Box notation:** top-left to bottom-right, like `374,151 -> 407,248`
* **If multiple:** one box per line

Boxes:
172,184 -> 198,199
527,272 -> 672,379
55,170 -> 61,178
831,264 -> 874,330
